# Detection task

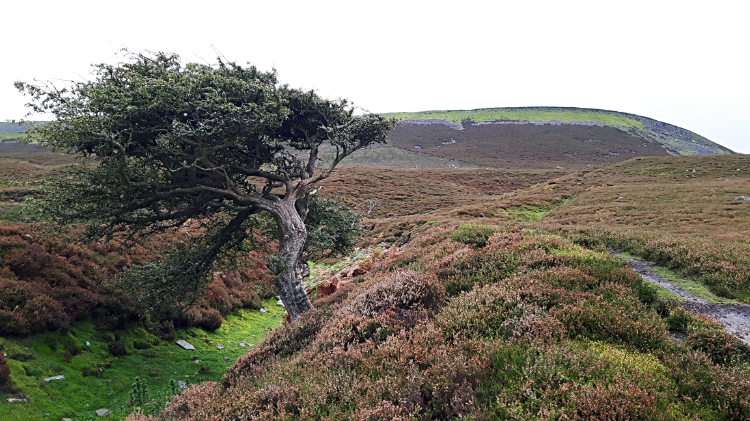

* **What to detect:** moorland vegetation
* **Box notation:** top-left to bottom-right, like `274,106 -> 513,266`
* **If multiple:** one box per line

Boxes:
1,54 -> 749,420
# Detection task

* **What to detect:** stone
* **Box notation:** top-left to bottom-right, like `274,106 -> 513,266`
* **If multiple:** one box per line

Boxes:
95,408 -> 113,416
176,340 -> 195,350
194,359 -> 202,363
735,196 -> 750,201
86,341 -> 91,347
238,342 -> 253,347
143,402 -> 158,406
276,299 -> 285,307
63,418 -> 73,421
178,380 -> 188,390
43,375 -> 65,383
7,397 -> 28,403
260,308 -> 267,313
216,344 -> 224,350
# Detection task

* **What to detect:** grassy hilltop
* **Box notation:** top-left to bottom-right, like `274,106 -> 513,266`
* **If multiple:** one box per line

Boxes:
1,111 -> 750,420
382,107 -> 734,163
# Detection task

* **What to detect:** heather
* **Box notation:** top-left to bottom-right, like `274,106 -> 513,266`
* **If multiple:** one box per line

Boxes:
0,223 -> 275,336
131,223 -> 750,420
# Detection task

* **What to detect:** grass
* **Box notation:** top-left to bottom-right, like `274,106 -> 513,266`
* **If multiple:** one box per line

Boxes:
0,133 -> 24,141
0,300 -> 285,421
382,106 -> 644,128
649,266 -> 737,305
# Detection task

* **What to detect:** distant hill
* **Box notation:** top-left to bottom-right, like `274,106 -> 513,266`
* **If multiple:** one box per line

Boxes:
0,122 -> 51,153
376,107 -> 734,170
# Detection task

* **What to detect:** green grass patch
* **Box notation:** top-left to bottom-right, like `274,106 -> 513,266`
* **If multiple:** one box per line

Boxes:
650,266 -> 736,305
0,133 -> 24,141
383,107 -> 644,128
0,300 -> 285,420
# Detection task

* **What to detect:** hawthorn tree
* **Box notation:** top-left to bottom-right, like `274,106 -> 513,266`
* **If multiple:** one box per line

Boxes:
16,52 -> 394,321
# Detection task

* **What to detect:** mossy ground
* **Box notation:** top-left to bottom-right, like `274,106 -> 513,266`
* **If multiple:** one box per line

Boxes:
0,299 -> 285,420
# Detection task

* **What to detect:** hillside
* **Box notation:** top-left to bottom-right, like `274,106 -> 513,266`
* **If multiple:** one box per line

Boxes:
371,107 -> 734,170
126,153 -> 750,421
1,119 -> 750,419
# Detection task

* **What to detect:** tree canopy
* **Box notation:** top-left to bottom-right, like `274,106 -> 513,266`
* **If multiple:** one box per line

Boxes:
16,51 -> 395,320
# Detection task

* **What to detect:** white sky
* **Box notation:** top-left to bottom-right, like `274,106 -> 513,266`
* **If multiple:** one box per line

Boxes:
3,0 -> 749,153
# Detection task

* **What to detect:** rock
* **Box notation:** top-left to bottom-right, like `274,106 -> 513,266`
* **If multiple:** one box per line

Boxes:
176,340 -> 195,350
95,408 -> 113,416
735,196 -> 750,201
143,402 -> 158,406
178,380 -> 188,390
238,342 -> 253,347
86,341 -> 91,347
478,213 -> 484,218
43,375 -> 65,383
194,360 -> 202,363
63,418 -> 73,421
7,397 -> 28,403
276,299 -> 285,307
260,308 -> 267,313
216,344 -> 224,350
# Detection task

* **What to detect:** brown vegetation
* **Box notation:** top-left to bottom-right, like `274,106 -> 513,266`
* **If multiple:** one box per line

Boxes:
388,122 -> 671,169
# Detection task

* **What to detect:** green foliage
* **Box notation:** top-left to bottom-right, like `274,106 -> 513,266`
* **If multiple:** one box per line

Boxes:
304,196 -> 365,260
450,224 -> 498,247
17,50 -> 394,319
129,376 -> 149,406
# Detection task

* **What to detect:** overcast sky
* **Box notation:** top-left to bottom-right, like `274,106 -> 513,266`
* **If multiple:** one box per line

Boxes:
3,0 -> 748,153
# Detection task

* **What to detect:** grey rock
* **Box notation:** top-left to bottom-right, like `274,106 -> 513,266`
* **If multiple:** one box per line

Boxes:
735,196 -> 750,201
86,341 -> 91,347
260,308 -> 267,313
178,380 -> 188,390
7,397 -> 28,403
63,418 -> 73,421
276,299 -> 285,307
176,340 -> 195,350
216,344 -> 224,350
194,360 -> 202,363
95,408 -> 113,416
43,375 -> 65,383
143,402 -> 158,406
238,342 -> 253,347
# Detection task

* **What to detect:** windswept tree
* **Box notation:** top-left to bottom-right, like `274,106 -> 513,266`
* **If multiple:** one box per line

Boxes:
16,52 -> 394,321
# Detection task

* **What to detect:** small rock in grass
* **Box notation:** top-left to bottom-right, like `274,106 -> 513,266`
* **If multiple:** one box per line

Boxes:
63,418 -> 73,421
260,308 -> 267,313
276,300 -> 285,307
86,341 -> 91,347
194,360 -> 202,363
216,344 -> 224,350
736,196 -> 750,201
95,408 -> 113,417
143,402 -> 159,406
7,397 -> 28,403
176,340 -> 195,350
238,342 -> 253,347
178,380 -> 188,390
43,375 -> 65,383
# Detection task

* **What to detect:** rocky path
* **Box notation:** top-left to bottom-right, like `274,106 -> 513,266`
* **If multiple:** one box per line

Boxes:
613,253 -> 750,345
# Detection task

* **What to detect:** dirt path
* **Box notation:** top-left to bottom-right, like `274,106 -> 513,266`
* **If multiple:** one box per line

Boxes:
613,252 -> 750,345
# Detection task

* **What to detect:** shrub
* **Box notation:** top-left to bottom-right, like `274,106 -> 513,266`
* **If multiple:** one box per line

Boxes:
107,341 -> 128,356
450,224 -> 498,248
665,306 -> 692,331
345,270 -> 446,318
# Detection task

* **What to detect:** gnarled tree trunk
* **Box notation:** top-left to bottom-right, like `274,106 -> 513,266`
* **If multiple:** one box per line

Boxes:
272,198 -> 313,321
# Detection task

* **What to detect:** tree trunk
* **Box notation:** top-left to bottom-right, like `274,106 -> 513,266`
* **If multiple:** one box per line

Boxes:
273,199 -> 313,321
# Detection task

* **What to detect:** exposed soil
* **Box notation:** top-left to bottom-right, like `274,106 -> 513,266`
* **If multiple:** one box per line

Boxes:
615,253 -> 750,345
